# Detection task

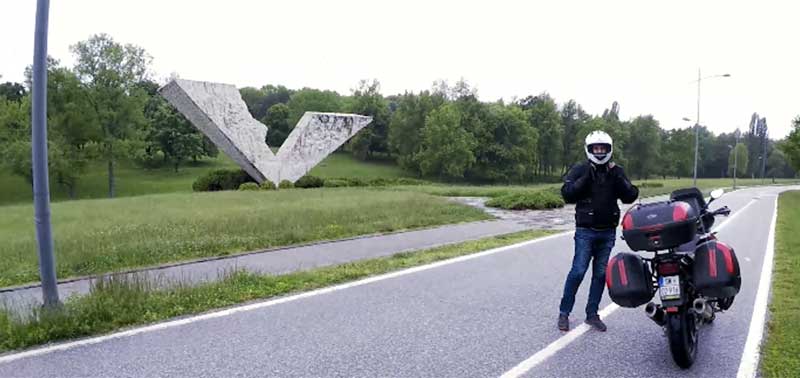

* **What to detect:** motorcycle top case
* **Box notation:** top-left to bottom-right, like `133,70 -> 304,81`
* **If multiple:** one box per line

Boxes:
606,252 -> 655,308
621,200 -> 698,251
693,240 -> 741,298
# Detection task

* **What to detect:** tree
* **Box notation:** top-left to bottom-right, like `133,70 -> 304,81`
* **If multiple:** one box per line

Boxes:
286,88 -> 343,126
71,33 -> 151,197
626,115 -> 662,179
519,93 -> 563,176
560,100 -> 590,173
415,104 -> 476,179
347,79 -> 390,160
468,103 -> 538,182
661,128 -> 694,178
728,143 -> 749,178
780,116 -> 800,173
0,81 -> 26,102
263,103 -> 291,147
766,148 -> 794,179
388,90 -> 445,173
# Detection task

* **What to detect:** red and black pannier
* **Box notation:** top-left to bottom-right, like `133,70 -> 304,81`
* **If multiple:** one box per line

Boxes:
606,252 -> 655,308
693,240 -> 741,298
622,200 -> 698,251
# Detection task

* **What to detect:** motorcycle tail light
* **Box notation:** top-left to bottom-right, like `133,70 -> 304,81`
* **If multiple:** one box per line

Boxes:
657,262 -> 680,276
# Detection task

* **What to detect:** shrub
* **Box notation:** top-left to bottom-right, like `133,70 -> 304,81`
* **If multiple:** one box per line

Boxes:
192,169 -> 255,192
394,178 -> 428,186
278,180 -> 295,189
238,183 -> 259,191
323,179 -> 349,188
637,182 -> 665,188
485,190 -> 565,210
294,175 -> 325,188
260,180 -> 277,190
368,178 -> 390,187
344,177 -> 368,187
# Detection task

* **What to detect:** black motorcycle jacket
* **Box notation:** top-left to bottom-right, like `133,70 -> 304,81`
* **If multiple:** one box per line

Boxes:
561,161 -> 639,230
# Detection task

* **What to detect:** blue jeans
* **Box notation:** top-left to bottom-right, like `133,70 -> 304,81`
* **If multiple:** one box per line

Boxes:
559,227 -> 616,317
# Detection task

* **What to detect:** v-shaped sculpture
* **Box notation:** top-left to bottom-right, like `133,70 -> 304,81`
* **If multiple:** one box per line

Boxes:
159,79 -> 373,184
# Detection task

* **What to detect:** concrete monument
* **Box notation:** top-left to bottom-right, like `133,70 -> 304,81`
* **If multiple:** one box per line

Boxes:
159,79 -> 372,184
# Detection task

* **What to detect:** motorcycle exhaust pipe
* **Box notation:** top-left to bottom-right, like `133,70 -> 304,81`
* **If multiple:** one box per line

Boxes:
645,302 -> 666,326
693,298 -> 714,321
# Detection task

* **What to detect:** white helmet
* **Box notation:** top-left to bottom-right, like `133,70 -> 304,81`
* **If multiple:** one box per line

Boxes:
585,131 -> 613,165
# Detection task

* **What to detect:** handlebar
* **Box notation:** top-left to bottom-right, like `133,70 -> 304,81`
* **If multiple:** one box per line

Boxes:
711,206 -> 731,217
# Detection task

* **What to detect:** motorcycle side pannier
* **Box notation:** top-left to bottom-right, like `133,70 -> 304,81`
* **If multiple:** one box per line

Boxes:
606,252 -> 655,308
622,200 -> 698,251
693,240 -> 741,298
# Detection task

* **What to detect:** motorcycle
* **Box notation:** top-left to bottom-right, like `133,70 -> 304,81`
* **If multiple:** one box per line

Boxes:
607,187 -> 741,369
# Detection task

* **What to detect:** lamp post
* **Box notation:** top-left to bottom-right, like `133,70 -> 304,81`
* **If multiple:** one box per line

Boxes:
687,69 -> 731,188
32,0 -> 60,308
733,128 -> 740,190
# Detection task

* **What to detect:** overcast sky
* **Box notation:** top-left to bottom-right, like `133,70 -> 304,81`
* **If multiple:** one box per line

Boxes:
2,0 -> 798,137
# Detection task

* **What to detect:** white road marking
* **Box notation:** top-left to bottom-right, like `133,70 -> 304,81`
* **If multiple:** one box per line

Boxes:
737,196 -> 779,378
0,230 -> 576,365
499,304 -> 620,378
499,197 -> 759,378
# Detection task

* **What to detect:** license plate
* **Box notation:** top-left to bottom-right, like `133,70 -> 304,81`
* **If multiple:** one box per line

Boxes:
659,275 -> 681,300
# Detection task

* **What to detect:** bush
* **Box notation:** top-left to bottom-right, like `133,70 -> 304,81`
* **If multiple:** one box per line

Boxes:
368,178 -> 391,187
260,180 -> 276,190
344,177 -> 368,187
192,169 -> 255,192
394,178 -> 428,186
323,179 -> 349,188
238,183 -> 259,191
279,180 -> 295,189
295,175 -> 325,188
485,190 -> 565,210
637,182 -> 665,188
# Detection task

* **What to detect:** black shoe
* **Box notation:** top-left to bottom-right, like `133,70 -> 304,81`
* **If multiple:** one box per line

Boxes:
558,314 -> 569,331
585,316 -> 607,332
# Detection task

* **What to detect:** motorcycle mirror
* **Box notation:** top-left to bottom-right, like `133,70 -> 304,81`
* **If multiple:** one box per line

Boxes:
710,189 -> 724,200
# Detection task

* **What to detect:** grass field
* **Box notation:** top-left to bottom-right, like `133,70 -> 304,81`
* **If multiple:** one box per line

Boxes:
0,229 -> 551,353
0,153 -> 411,206
0,189 -> 488,287
761,190 -> 800,377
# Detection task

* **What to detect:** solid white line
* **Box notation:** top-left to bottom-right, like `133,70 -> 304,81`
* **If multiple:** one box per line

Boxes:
737,196 -> 779,378
499,304 -> 620,378
499,196 -> 759,378
0,230 -> 574,365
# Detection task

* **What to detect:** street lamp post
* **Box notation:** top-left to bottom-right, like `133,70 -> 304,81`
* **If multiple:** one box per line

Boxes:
733,128 -> 740,190
689,69 -> 731,188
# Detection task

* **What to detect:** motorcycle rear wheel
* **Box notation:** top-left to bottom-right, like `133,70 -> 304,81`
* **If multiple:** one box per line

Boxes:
666,308 -> 698,369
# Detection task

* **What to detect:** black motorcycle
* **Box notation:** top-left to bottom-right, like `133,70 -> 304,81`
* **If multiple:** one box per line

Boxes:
607,187 -> 742,369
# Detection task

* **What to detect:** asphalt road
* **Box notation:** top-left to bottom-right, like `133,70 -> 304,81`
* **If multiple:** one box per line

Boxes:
0,185 -> 793,378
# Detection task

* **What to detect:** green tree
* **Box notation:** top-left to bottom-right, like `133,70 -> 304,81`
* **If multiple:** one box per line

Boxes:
728,143 -> 749,178
560,100 -> 590,173
347,79 -> 390,160
661,128 -> 694,178
388,91 -> 445,173
0,81 -> 26,102
780,116 -> 800,173
627,115 -> 662,179
468,103 -> 538,182
286,88 -> 343,126
71,33 -> 151,197
519,93 -> 563,176
263,103 -> 291,147
415,103 -> 476,179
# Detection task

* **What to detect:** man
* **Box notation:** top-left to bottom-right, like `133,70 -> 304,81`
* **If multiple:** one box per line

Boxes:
558,130 -> 639,332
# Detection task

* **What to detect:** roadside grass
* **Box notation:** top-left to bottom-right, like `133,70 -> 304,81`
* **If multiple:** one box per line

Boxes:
0,189 -> 489,287
760,190 -> 800,377
0,229 -> 552,353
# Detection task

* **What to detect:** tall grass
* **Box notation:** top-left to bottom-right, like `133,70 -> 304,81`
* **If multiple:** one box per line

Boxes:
0,230 -> 551,352
0,189 -> 488,287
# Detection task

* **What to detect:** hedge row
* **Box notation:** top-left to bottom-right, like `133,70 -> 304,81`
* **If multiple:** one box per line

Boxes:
193,170 -> 430,192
